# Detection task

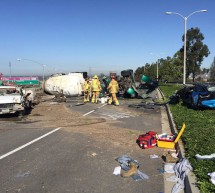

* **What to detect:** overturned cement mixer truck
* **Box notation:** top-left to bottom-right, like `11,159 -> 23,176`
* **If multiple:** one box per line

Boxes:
44,72 -> 87,97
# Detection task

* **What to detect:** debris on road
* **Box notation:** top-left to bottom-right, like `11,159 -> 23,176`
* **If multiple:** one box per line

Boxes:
115,155 -> 149,181
164,163 -> 175,174
150,154 -> 159,159
163,151 -> 179,163
113,166 -> 121,175
169,158 -> 192,193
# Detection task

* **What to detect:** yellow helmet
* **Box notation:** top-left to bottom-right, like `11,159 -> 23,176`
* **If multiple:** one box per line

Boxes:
93,75 -> 98,79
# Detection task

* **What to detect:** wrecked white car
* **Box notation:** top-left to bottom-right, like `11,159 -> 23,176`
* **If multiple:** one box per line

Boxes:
0,86 -> 35,115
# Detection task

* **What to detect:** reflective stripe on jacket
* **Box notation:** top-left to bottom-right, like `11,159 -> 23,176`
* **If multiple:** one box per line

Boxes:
83,82 -> 90,92
91,79 -> 101,91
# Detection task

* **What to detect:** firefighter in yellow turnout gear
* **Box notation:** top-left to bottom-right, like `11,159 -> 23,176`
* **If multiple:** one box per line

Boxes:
91,75 -> 102,103
83,78 -> 91,103
107,75 -> 119,106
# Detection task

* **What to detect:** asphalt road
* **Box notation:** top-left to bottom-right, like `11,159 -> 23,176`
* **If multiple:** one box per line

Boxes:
0,97 -> 166,193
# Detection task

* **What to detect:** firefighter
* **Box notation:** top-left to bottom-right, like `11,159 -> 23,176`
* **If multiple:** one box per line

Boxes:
83,77 -> 91,103
107,75 -> 119,106
91,75 -> 102,103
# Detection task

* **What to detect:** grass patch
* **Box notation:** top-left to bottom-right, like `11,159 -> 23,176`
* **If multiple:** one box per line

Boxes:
159,84 -> 215,193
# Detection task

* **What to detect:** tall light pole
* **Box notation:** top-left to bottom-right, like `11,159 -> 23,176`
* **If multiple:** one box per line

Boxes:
165,10 -> 207,84
156,59 -> 159,81
9,62 -> 12,77
17,58 -> 46,83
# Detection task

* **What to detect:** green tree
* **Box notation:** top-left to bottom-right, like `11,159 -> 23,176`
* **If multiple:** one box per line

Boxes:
179,27 -> 210,82
159,56 -> 182,82
209,57 -> 215,81
134,63 -> 153,81
134,65 -> 146,81
135,56 -> 183,83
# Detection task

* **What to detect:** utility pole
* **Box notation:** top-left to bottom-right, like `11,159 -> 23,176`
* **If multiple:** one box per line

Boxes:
156,59 -> 159,81
9,62 -> 12,77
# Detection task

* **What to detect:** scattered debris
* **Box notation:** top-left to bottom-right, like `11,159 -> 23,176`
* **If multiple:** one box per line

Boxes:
16,171 -> 30,178
50,102 -> 59,105
121,162 -> 138,178
208,172 -> 215,185
91,152 -> 97,156
164,151 -> 179,163
195,153 -> 215,160
166,158 -> 192,193
113,166 -> 121,175
115,155 -> 149,181
128,102 -> 160,110
164,163 -> 175,173
150,154 -> 159,159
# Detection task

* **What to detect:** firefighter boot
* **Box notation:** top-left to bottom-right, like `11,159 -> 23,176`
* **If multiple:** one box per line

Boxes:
121,162 -> 138,178
108,97 -> 113,105
115,100 -> 119,106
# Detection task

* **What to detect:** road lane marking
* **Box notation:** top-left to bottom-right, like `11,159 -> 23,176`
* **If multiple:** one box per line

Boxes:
83,110 -> 95,116
0,127 -> 61,160
96,111 -> 135,120
97,104 -> 107,109
82,104 -> 107,116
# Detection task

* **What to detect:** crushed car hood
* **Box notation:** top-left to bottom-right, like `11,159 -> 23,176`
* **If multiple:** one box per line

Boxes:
0,95 -> 22,104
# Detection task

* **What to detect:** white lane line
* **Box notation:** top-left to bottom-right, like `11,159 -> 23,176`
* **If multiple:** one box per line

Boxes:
83,110 -> 95,116
0,127 -> 61,160
82,103 -> 107,117
97,104 -> 107,109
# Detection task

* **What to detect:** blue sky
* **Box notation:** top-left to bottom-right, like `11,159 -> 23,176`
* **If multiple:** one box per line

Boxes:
0,0 -> 214,76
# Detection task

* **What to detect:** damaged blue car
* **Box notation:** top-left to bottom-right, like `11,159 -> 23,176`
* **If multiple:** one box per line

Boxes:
169,83 -> 215,109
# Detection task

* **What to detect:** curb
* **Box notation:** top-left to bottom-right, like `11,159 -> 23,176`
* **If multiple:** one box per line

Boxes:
157,88 -> 200,193
165,104 -> 200,193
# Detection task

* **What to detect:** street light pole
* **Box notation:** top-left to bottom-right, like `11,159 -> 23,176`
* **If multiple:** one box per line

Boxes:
165,10 -> 207,84
42,64 -> 45,83
9,62 -> 12,78
17,58 -> 45,83
183,17 -> 187,85
156,59 -> 159,81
